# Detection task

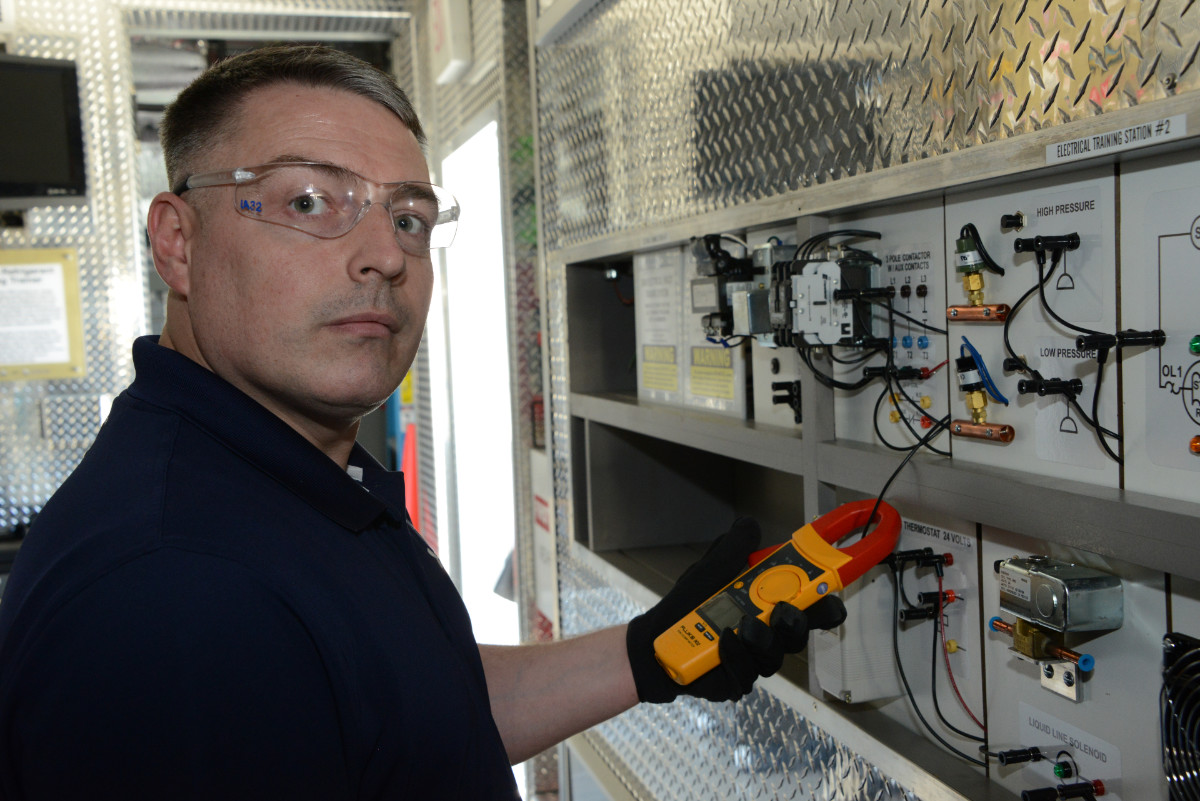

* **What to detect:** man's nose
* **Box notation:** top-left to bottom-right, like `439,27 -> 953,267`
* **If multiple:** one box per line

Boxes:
348,202 -> 407,281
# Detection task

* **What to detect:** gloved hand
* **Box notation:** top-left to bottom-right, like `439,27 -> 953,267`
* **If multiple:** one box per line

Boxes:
625,517 -> 847,703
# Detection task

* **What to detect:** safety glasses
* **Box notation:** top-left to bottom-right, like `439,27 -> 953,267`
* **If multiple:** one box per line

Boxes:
174,161 -> 459,257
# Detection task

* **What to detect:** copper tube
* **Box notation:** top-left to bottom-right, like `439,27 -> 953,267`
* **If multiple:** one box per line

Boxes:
946,304 -> 1011,322
950,419 -> 1015,443
1046,644 -> 1086,665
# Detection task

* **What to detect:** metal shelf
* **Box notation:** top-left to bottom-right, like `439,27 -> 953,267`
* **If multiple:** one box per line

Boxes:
570,391 -> 1200,582
818,438 -> 1200,583
570,391 -> 803,476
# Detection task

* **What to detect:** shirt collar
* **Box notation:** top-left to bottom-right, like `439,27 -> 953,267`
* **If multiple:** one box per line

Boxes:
126,336 -> 403,532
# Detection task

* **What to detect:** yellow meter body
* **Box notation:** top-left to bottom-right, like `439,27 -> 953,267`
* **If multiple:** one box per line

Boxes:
653,499 -> 901,685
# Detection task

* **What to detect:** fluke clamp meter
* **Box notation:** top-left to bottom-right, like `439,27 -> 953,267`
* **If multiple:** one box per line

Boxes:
654,499 -> 902,685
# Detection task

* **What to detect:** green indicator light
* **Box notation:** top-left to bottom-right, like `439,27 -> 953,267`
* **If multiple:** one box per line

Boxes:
1190,335 -> 1200,355
1053,762 -> 1072,779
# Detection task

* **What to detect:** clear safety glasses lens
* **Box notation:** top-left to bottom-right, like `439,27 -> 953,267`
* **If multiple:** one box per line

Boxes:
227,164 -> 458,256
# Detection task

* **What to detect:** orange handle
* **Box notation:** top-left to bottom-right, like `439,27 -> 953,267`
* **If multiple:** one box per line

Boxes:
811,499 -> 901,585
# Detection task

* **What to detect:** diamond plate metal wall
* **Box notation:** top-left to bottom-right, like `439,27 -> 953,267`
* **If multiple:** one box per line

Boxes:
412,0 -> 553,795
0,2 -> 137,534
536,2 -> 1200,798
535,0 -> 1200,251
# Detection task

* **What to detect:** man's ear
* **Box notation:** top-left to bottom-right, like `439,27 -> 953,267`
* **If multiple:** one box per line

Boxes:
147,191 -> 198,297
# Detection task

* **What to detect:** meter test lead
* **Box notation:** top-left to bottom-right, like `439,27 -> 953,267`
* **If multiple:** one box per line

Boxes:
654,500 -> 902,685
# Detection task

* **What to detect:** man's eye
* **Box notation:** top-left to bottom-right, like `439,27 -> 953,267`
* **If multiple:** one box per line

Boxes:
394,213 -> 429,235
288,193 -> 329,215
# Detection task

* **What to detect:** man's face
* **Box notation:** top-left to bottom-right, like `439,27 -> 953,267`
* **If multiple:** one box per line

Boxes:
178,84 -> 434,436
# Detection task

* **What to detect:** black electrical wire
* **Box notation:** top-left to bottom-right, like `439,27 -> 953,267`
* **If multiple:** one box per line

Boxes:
1035,253 -> 1105,339
796,229 -> 882,263
891,564 -> 988,768
960,223 -> 1005,275
1088,360 -> 1122,464
798,347 -> 877,391
1031,250 -> 1122,458
931,611 -> 987,742
868,299 -> 948,335
886,372 -> 951,458
859,414 -> 951,541
1002,249 -> 1121,459
827,346 -> 882,366
839,246 -> 882,265
1002,251 -> 1056,377
873,386 -> 915,453
881,302 -> 951,457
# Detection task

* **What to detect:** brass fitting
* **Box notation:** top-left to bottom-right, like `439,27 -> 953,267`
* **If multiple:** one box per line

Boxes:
962,271 -> 985,306
965,389 -> 988,423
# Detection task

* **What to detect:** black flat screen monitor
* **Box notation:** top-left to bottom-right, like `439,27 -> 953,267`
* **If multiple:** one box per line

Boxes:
0,53 -> 87,211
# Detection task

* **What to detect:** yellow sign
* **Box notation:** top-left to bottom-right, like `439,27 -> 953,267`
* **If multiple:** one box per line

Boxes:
400,369 -> 415,405
0,248 -> 86,382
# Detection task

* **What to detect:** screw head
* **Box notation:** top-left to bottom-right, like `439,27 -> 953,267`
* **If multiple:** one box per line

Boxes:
1043,664 -> 1055,679
1063,671 -> 1075,687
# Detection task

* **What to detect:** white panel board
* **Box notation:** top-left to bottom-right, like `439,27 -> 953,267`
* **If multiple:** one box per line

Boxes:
681,235 -> 749,418
747,225 -> 803,429
1118,151 -> 1200,501
634,246 -> 685,407
981,526 -> 1167,801
828,199 -> 952,451
945,169 -> 1119,487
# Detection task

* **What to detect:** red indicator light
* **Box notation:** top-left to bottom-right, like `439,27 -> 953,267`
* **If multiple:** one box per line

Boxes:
1191,436 -> 1200,455
920,415 -> 934,429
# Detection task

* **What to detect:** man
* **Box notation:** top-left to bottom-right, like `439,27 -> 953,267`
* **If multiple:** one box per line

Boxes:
0,45 -> 844,799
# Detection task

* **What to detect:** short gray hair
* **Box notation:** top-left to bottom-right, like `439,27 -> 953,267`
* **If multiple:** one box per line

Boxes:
159,44 -> 424,188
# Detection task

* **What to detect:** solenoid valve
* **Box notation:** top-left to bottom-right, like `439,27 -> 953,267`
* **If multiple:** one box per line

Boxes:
990,555 -> 1122,701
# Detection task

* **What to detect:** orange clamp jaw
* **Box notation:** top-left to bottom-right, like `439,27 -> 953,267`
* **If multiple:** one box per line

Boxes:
653,500 -> 902,685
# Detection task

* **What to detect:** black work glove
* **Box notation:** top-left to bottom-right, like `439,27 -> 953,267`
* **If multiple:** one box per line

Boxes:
626,517 -> 848,703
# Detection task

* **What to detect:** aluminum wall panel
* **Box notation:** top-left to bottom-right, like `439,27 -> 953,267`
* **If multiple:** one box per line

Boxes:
535,0 -> 1199,252
531,0 -> 1200,798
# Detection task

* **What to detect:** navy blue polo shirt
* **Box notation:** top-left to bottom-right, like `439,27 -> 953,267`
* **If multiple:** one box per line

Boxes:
0,336 -> 519,800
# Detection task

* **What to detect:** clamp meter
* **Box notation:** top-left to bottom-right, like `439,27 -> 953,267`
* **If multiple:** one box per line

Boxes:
653,499 -> 902,685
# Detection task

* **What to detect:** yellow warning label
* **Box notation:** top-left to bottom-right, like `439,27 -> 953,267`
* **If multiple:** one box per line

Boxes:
642,362 -> 679,392
690,365 -> 735,399
643,345 -> 676,364
691,347 -> 732,369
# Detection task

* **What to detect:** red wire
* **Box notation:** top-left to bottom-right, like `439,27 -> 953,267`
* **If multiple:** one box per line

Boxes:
612,281 -> 634,306
938,574 -> 986,731
921,359 -> 950,379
